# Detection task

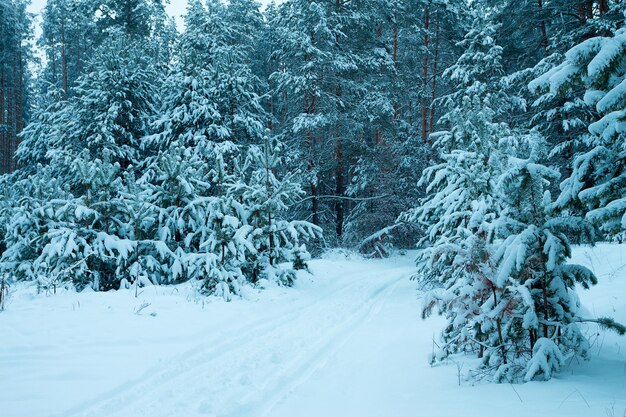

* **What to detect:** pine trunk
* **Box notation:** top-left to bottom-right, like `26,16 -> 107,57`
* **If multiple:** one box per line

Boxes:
0,66 -> 5,175
51,33 -> 57,85
421,5 -> 430,142
306,92 -> 319,227
335,134 -> 344,238
577,2 -> 586,24
537,0 -> 549,55
429,12 -> 439,134
61,21 -> 68,98
14,47 -> 23,172
6,55 -> 13,175
492,288 -> 507,365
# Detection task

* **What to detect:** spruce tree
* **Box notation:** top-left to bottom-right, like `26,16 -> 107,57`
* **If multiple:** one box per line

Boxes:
531,17 -> 626,239
230,135 -> 322,286
488,134 -> 624,382
403,16 -> 515,369
2,37 -> 159,291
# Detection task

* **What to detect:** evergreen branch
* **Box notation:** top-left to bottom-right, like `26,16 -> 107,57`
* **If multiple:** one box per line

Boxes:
579,317 -> 626,336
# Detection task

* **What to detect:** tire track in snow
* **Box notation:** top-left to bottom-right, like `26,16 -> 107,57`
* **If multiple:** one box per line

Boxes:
243,276 -> 402,417
53,268 -> 370,417
176,267 -> 410,417
56,264 -> 412,417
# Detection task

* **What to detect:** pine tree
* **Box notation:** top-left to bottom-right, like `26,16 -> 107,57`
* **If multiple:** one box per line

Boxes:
230,135 -> 322,286
0,0 -> 32,175
94,0 -> 167,40
500,0 -> 625,188
45,37 -> 158,183
2,36 -> 159,291
402,17 -> 517,369
403,17 -> 514,286
488,134 -> 620,382
39,0 -> 96,96
144,144 -> 254,299
15,86 -> 67,170
155,0 -> 266,150
530,16 -> 626,238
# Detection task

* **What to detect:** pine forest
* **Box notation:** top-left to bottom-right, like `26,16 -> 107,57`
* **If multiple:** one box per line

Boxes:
1,1 -> 626,413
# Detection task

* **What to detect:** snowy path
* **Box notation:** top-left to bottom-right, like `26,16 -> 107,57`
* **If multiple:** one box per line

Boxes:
56,263 -> 411,417
1,248 -> 626,417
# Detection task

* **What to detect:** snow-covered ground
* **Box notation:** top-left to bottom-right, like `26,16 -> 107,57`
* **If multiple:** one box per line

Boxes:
1,246 -> 625,417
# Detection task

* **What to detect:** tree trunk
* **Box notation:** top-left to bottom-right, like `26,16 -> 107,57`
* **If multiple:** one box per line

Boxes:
586,0 -> 594,18
268,211 -> 274,266
306,91 -> 319,226
268,76 -> 275,131
266,157 -> 275,266
577,2 -> 586,23
6,55 -> 14,175
492,287 -> 507,365
310,172 -> 320,226
392,21 -> 398,65
537,237 -> 551,339
14,47 -> 23,172
333,0 -> 345,239
421,4 -> 430,142
335,134 -> 344,238
61,20 -> 68,98
537,0 -> 550,56
0,66 -> 5,175
429,12 -> 439,134
77,33 -> 82,81
51,33 -> 57,85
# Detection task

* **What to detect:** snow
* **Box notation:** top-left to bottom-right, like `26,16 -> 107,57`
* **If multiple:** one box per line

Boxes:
1,246 -> 626,417
586,32 -> 626,82
597,78 -> 626,113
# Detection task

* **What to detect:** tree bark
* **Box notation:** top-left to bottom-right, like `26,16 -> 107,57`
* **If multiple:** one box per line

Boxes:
51,33 -> 57,85
537,0 -> 550,56
577,2 -> 586,24
392,21 -> 398,66
6,54 -> 14,175
77,33 -> 82,81
421,4 -> 430,143
0,66 -> 5,175
306,92 -> 319,226
61,20 -> 68,98
335,134 -> 344,238
429,12 -> 439,134
492,287 -> 507,365
14,46 -> 24,172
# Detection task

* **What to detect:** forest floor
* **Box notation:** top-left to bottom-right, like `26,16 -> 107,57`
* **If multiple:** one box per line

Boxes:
1,246 -> 625,417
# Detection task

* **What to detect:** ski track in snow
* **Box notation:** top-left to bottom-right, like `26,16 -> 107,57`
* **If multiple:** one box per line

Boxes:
2,249 -> 626,417
53,264 -> 413,417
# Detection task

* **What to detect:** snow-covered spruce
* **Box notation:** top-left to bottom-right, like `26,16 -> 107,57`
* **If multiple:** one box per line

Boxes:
530,19 -> 626,240
403,17 -> 511,372
406,15 -> 625,382
1,24 -> 319,298
229,136 -> 322,286
487,138 -> 598,382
